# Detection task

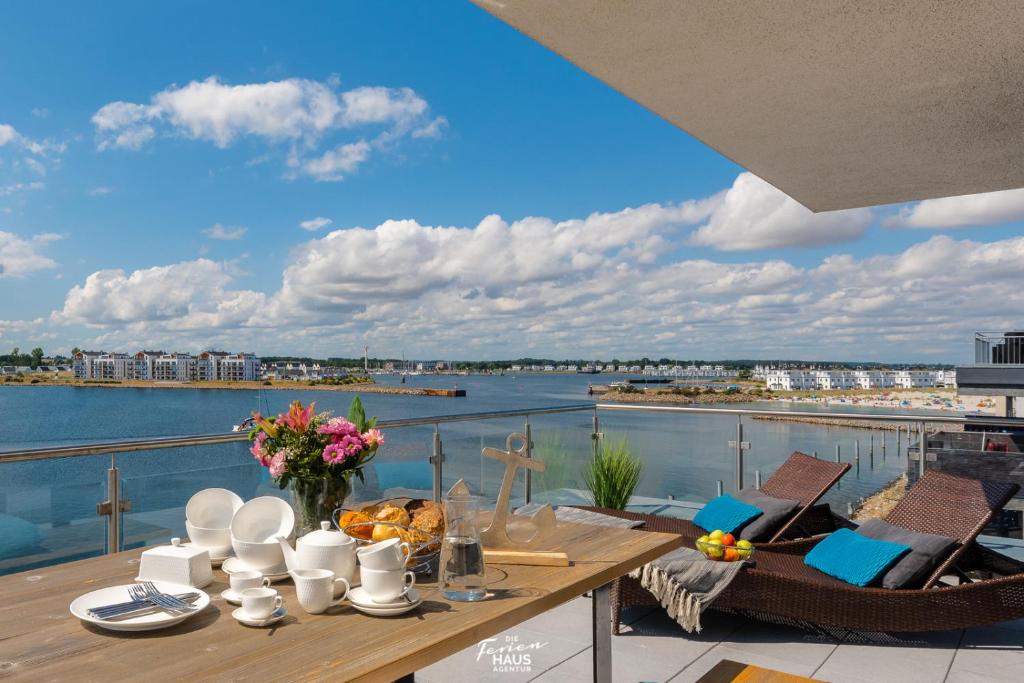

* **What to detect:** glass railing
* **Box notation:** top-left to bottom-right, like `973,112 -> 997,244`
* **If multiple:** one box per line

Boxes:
1,402 -> 1020,574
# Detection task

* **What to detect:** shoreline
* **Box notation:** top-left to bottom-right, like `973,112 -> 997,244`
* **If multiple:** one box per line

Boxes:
751,414 -> 962,432
0,379 -> 463,397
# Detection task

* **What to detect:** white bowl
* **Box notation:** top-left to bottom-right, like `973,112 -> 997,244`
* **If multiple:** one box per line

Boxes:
230,496 -> 295,543
231,535 -> 286,573
185,520 -> 231,553
186,488 -> 244,529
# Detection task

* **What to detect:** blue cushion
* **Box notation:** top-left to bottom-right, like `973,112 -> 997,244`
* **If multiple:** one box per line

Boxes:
804,528 -> 911,587
693,494 -> 763,535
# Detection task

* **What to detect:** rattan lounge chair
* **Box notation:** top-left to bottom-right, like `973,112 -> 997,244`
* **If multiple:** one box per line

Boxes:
604,471 -> 1024,634
581,450 -> 850,551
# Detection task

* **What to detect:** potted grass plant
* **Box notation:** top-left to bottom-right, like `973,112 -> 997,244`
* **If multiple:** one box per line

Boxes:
583,436 -> 643,510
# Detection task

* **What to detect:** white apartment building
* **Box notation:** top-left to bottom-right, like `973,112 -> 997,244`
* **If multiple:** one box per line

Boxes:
851,370 -> 893,389
72,351 -> 101,379
219,353 -> 261,381
767,368 -> 953,391
766,369 -> 817,391
893,370 -> 935,388
152,353 -> 197,381
91,353 -> 134,380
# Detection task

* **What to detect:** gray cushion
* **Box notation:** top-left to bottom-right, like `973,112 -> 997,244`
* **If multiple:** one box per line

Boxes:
856,518 -> 958,589
732,488 -> 800,541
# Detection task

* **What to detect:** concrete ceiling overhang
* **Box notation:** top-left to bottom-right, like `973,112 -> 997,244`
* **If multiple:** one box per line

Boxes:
473,1 -> 1024,211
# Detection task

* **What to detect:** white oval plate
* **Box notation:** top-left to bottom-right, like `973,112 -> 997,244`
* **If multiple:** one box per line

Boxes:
348,587 -> 421,616
69,581 -> 210,632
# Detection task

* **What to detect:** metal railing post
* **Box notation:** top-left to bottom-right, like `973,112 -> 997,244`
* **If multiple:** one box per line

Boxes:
728,416 -> 747,490
524,418 -> 533,504
96,453 -> 129,554
716,480 -> 724,497
431,426 -> 443,502
592,408 -> 601,458
918,420 -> 927,478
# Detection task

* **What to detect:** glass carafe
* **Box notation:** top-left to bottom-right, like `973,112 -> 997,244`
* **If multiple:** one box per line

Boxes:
440,494 -> 487,601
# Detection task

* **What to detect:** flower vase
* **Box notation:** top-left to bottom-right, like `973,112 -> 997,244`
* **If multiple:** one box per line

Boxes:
288,476 -> 351,536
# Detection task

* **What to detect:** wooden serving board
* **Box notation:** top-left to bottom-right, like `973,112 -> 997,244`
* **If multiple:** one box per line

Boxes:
482,549 -> 570,566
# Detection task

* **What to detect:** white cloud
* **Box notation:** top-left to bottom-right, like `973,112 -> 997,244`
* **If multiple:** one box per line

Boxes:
31,108 -> 49,119
299,217 -> 332,231
0,181 -> 45,197
0,231 -> 61,278
689,172 -> 872,250
26,183 -> 1024,361
24,157 -> 46,176
887,187 -> 1024,229
300,141 -> 371,181
52,259 -> 265,328
89,186 -> 113,196
92,76 -> 443,180
203,223 -> 248,240
0,124 -> 17,146
0,122 -> 65,181
412,116 -> 448,139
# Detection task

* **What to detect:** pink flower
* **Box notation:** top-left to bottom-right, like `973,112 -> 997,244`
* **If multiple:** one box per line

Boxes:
362,428 -> 384,447
277,400 -> 315,432
317,417 -> 360,438
250,432 -> 271,466
268,448 -> 290,478
322,434 -> 366,465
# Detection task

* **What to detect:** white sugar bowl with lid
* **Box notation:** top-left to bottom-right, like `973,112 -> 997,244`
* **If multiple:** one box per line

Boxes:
296,521 -> 356,584
137,538 -> 214,588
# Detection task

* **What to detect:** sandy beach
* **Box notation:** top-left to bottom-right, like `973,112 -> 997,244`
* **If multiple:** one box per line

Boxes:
760,388 -> 998,414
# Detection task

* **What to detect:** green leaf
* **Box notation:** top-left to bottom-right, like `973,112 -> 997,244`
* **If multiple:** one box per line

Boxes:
347,396 -> 367,431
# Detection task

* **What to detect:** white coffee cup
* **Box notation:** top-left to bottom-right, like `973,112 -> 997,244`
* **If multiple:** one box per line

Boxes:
240,587 -> 282,620
229,570 -> 270,594
356,538 -> 411,571
290,568 -> 351,614
360,567 -> 416,603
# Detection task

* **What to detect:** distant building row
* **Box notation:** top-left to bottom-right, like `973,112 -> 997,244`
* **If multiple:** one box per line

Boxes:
764,369 -> 956,391
508,363 -> 730,376
73,351 -> 261,381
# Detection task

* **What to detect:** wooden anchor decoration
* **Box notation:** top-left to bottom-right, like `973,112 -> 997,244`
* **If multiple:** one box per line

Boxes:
448,432 -> 557,549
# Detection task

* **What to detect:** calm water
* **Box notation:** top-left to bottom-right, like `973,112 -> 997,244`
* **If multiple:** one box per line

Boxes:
0,376 -> 942,573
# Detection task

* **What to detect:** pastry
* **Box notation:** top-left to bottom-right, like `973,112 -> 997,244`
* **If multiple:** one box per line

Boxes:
338,510 -> 373,540
372,523 -> 403,543
373,504 -> 411,527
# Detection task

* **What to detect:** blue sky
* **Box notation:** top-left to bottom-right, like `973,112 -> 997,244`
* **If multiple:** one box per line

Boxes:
2,1 -> 1023,363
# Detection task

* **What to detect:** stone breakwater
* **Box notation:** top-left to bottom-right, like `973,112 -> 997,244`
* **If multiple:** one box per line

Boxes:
597,391 -> 765,405
10,378 -> 463,397
751,415 -> 961,432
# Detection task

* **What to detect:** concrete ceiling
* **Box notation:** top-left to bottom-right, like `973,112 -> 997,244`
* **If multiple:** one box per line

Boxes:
473,1 -> 1024,211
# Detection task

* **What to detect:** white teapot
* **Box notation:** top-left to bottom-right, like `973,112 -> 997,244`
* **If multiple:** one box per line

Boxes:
278,521 -> 356,585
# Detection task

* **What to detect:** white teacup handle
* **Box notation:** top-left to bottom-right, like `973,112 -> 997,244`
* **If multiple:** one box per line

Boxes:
399,571 -> 416,597
273,595 -> 283,610
399,542 -> 411,559
262,577 -> 272,588
331,578 -> 351,606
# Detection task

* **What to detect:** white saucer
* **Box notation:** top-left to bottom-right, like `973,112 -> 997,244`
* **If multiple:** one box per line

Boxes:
232,606 -> 286,627
221,557 -> 289,581
220,588 -> 243,605
348,587 -> 421,616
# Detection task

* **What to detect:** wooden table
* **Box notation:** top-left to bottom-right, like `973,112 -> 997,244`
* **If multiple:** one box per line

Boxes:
0,521 -> 679,682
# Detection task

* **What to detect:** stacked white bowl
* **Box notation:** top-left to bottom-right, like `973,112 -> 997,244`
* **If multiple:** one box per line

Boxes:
230,496 -> 295,573
185,488 -> 244,557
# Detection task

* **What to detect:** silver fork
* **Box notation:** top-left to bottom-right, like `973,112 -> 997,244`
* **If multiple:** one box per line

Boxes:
129,584 -> 192,615
139,581 -> 194,610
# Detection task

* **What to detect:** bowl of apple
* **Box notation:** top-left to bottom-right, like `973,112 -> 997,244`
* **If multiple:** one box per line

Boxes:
695,530 -> 754,562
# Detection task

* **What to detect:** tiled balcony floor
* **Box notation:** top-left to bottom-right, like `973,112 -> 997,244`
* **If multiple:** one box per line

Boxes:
417,596 -> 1024,683
417,535 -> 1024,683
